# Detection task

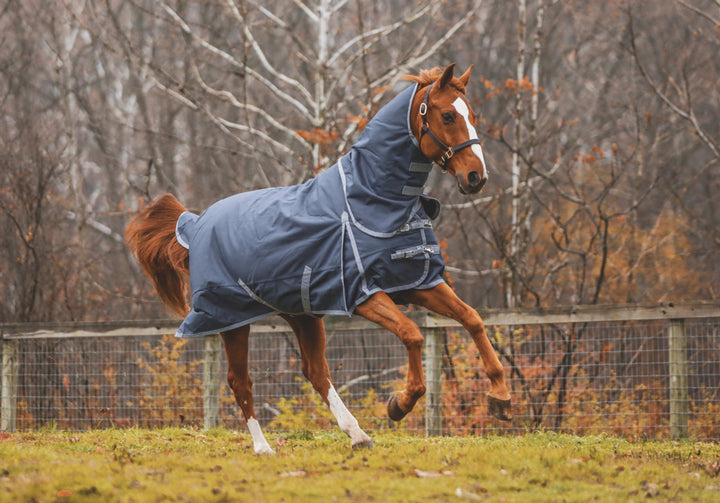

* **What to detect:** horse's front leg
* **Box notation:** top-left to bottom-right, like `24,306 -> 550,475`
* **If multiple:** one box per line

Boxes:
221,327 -> 275,455
281,315 -> 373,449
405,283 -> 512,421
355,292 -> 427,421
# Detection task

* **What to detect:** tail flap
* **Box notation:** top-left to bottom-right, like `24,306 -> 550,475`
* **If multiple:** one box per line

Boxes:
175,211 -> 199,250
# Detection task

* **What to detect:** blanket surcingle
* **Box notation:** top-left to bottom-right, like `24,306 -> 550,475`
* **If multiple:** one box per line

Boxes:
174,83 -> 446,337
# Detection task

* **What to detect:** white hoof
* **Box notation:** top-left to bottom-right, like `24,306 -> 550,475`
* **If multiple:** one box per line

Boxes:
254,443 -> 275,455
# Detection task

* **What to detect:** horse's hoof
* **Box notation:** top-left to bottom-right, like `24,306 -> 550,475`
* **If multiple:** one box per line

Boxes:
352,439 -> 374,450
254,445 -> 276,455
488,395 -> 512,422
387,393 -> 408,422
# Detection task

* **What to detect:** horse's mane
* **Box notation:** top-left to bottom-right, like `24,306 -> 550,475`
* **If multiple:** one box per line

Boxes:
402,67 -> 466,93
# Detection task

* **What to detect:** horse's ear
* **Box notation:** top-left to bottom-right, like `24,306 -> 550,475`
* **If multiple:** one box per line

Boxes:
458,65 -> 473,88
438,63 -> 456,88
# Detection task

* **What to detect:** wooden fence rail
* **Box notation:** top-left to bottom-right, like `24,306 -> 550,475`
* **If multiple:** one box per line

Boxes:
2,302 -> 719,438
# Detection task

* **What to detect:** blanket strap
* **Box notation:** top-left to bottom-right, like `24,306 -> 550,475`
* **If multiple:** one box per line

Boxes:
401,185 -> 425,197
301,266 -> 312,313
398,219 -> 432,233
390,244 -> 441,260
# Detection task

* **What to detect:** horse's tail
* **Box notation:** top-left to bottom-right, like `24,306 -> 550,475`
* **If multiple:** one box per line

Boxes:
125,193 -> 191,317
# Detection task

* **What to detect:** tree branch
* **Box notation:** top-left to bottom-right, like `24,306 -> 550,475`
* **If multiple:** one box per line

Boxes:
226,0 -> 314,106
627,6 -> 720,160
159,1 -> 313,120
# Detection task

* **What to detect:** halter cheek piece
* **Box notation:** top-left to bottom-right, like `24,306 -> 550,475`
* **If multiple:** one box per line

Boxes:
418,83 -> 482,173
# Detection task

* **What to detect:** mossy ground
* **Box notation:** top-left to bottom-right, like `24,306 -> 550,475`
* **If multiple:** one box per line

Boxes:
1,428 -> 719,502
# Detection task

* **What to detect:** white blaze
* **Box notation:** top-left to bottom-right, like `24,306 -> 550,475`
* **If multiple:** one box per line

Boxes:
452,97 -> 487,179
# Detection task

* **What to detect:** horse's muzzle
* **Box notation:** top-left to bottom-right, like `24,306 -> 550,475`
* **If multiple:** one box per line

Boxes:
457,171 -> 487,195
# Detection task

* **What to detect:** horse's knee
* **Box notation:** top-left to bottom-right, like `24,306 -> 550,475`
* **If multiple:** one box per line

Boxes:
398,324 -> 424,351
458,305 -> 485,335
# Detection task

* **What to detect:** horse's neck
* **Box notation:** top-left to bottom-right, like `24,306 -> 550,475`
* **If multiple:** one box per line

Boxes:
344,84 -> 430,199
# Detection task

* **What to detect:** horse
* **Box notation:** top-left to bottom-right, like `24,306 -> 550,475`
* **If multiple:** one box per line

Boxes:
125,64 -> 511,454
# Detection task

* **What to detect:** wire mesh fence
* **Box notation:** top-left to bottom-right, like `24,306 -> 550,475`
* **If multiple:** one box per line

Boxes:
2,304 -> 719,440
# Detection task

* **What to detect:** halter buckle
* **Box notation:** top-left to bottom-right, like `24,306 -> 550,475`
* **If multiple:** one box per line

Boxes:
419,102 -> 427,117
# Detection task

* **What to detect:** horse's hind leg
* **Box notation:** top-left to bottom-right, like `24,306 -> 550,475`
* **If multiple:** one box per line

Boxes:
221,327 -> 274,455
405,283 -> 512,421
281,315 -> 373,449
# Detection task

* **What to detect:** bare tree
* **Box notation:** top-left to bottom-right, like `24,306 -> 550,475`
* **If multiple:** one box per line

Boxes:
627,0 -> 720,291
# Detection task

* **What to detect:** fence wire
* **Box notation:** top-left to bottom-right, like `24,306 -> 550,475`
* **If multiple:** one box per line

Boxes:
2,317 -> 719,440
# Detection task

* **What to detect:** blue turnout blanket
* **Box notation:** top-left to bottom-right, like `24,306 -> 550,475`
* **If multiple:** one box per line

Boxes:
175,83 -> 446,337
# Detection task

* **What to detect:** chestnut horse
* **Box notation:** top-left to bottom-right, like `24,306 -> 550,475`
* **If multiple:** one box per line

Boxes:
126,64 -> 511,454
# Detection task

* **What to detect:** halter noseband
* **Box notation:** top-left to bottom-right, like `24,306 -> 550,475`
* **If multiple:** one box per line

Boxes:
418,83 -> 482,172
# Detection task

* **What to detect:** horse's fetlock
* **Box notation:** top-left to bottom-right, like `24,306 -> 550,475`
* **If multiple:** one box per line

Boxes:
486,364 -> 505,383
410,383 -> 426,401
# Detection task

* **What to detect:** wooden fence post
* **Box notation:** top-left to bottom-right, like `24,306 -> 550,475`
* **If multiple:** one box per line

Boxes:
203,334 -> 222,429
669,318 -> 688,440
424,327 -> 443,436
1,338 -> 19,432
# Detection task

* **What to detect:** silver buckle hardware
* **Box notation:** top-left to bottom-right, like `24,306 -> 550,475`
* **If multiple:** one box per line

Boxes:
390,244 -> 440,260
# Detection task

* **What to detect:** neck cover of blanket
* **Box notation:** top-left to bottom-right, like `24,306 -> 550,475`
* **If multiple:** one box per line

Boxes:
174,83 -> 446,337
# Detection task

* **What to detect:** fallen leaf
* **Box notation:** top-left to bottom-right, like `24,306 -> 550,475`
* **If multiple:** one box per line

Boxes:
413,468 -> 452,478
455,488 -> 483,500
57,489 -> 73,498
280,470 -> 306,478
705,460 -> 720,477
0,433 -> 11,441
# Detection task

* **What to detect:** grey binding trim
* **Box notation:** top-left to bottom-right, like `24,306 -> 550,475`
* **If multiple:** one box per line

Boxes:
338,158 -> 426,238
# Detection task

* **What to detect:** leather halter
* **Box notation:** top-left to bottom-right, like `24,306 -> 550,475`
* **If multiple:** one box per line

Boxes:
418,83 -> 482,172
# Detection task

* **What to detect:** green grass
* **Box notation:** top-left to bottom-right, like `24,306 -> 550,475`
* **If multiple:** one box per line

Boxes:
1,428 -> 719,502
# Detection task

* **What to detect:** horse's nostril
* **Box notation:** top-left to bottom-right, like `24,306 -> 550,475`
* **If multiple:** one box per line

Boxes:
467,171 -> 481,187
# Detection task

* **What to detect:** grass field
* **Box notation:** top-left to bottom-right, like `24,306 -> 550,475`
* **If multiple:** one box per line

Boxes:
1,428 -> 719,502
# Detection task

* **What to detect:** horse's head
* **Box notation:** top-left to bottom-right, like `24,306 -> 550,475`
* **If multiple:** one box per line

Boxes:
409,64 -> 487,195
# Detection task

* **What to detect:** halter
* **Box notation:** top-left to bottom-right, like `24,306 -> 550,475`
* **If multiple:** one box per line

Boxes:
418,83 -> 482,172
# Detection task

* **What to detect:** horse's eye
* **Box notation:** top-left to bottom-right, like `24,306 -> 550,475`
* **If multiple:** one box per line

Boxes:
441,112 -> 455,124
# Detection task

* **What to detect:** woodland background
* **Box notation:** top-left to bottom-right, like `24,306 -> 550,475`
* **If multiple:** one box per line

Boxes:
1,0 -> 719,324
